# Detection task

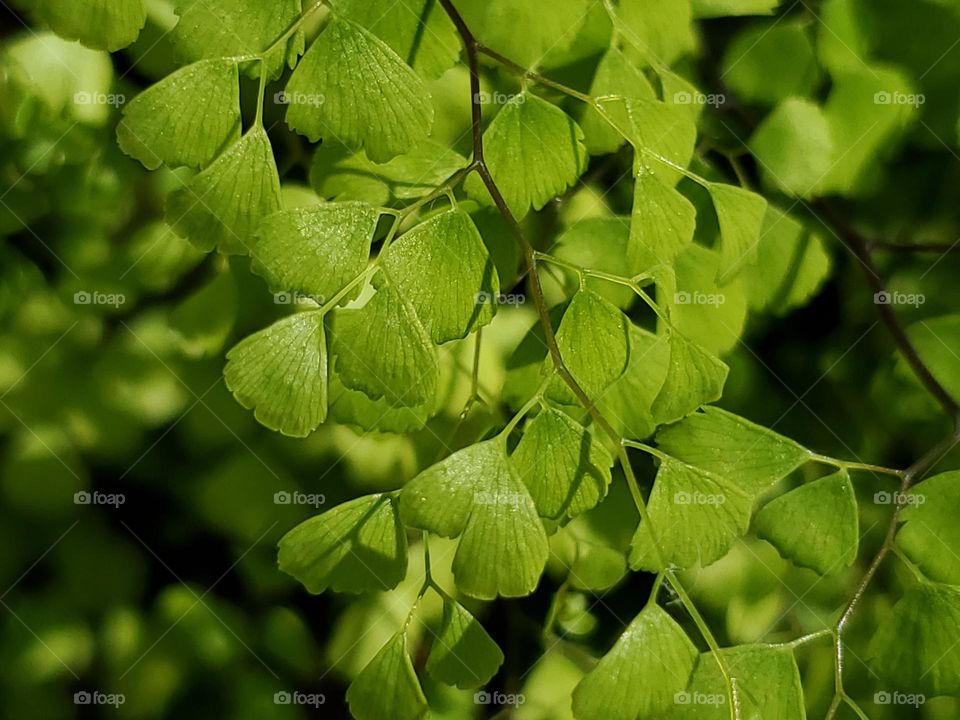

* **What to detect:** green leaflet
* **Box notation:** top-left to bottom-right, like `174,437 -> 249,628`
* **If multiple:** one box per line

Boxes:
172,0 -> 303,78
651,332 -> 728,426
750,98 -> 834,199
465,93 -> 589,219
382,209 -> 499,344
907,315 -> 960,402
869,583 -> 960,696
817,0 -> 870,75
310,140 -> 468,205
331,279 -> 438,408
224,310 -> 328,438
818,64 -> 918,197
347,633 -> 428,720
277,494 -> 407,594
169,269 -> 237,359
722,22 -> 818,105
599,324 -> 671,440
35,0 -> 146,52
624,100 -> 698,186
252,201 -> 378,301
739,206 -> 831,316
692,0 -> 781,17
455,0 -> 592,68
666,645 -> 805,719
426,598 -> 504,689
630,166 -> 697,269
117,59 -> 241,171
615,0 -> 695,66
285,18 -> 433,163
557,531 -> 628,592
572,605 -> 698,720
668,244 -> 748,356
581,47 -> 656,156
165,126 -> 282,255
125,223 -> 205,293
398,440 -> 549,599
512,406 -> 613,522
630,455 -> 753,571
550,217 -> 636,308
327,369 -> 433,434
753,471 -> 859,575
547,289 -> 630,406
331,0 -> 460,80
708,182 -> 768,285
896,471 -> 960,584
656,406 -> 811,497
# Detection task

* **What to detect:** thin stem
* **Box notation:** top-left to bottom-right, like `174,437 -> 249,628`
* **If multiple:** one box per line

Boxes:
808,453 -> 905,479
399,165 -> 476,222
475,45 -> 593,103
666,570 -> 741,720
869,240 -> 960,253
816,201 -> 960,418
254,62 -> 268,126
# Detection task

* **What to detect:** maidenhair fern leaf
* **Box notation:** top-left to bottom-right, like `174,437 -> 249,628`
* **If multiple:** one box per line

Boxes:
399,440 -> 549,599
117,59 -> 241,171
465,93 -> 589,219
331,279 -> 438,408
426,599 -> 504,689
35,0 -> 146,52
165,126 -> 282,255
709,182 -> 768,285
224,310 -> 328,438
512,406 -> 613,521
651,332 -> 728,425
347,633 -> 428,720
629,166 -> 697,269
630,456 -> 753,571
284,18 -> 434,163
547,289 -> 630,405
278,494 -> 407,593
753,470 -> 859,574
572,605 -> 698,720
252,202 -> 378,301
656,406 -> 811,497
381,209 -> 499,344
171,0 -> 303,78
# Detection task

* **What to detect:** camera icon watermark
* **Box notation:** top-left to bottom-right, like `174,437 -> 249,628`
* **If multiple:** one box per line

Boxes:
674,491 -> 726,506
873,290 -> 924,307
74,91 -> 126,107
74,290 -> 126,308
874,690 -> 925,707
674,691 -> 726,706
874,91 -> 925,107
475,292 -> 525,306
873,490 -> 925,507
673,91 -> 725,107
273,490 -> 325,508
74,691 -> 125,707
473,91 -> 526,105
274,91 -> 325,107
273,291 -> 325,306
273,690 -> 325,707
74,490 -> 125,508
474,690 -> 525,706
674,291 -> 726,307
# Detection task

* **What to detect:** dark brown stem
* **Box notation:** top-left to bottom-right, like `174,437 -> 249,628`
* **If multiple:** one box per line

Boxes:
437,0 -> 621,446
869,240 -> 960,253
816,201 -> 960,419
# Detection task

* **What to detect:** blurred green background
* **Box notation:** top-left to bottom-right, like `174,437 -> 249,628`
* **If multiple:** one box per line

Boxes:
3,0 -> 960,718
